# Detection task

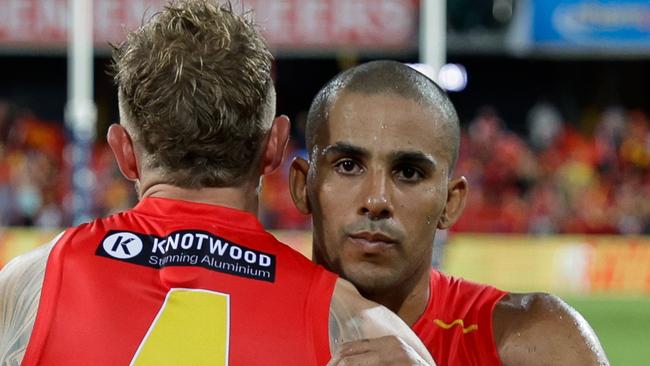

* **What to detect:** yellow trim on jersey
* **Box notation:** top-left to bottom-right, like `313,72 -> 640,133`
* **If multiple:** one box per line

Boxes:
433,318 -> 479,334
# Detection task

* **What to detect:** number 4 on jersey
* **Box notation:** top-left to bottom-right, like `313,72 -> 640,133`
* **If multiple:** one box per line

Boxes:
130,288 -> 230,365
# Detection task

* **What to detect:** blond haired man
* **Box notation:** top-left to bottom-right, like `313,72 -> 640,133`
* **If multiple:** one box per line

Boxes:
0,2 -> 433,365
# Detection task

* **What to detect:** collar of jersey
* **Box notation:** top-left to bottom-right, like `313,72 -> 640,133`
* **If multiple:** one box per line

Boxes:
133,197 -> 265,232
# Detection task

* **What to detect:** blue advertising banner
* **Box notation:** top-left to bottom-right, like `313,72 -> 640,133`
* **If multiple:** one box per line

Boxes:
532,0 -> 650,49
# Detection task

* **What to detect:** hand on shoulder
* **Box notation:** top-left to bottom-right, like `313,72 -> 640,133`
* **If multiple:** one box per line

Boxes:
329,278 -> 436,365
328,336 -> 430,366
494,292 -> 609,366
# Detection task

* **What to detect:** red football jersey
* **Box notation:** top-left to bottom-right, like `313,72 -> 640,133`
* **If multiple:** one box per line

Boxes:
412,269 -> 507,366
22,197 -> 336,366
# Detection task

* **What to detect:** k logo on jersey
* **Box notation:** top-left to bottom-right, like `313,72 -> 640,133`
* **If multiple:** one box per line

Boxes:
101,232 -> 144,259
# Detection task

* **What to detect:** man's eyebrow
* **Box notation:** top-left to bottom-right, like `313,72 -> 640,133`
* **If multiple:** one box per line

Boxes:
322,142 -> 369,158
390,151 -> 437,169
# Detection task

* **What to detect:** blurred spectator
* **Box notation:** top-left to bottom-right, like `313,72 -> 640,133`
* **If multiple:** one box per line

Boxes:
0,99 -> 647,234
527,100 -> 563,151
0,101 -> 135,227
0,104 -> 66,227
454,105 -> 650,234
259,139 -> 311,230
92,143 -> 137,217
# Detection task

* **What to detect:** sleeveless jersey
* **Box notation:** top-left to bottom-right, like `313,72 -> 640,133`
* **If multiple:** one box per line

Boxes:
22,197 -> 336,366
412,269 -> 507,366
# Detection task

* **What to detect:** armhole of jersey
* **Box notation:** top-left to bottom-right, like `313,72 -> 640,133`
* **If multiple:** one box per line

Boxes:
483,289 -> 508,366
21,229 -> 76,366
305,266 -> 338,365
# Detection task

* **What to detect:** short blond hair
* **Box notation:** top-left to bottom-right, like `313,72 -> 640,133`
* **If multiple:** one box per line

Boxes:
112,0 -> 273,188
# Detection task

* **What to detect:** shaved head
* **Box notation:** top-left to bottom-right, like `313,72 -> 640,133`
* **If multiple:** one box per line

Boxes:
306,60 -> 460,172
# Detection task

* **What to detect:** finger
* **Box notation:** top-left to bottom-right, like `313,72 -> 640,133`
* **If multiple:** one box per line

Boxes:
336,338 -> 375,356
326,354 -> 341,366
333,353 -> 383,366
338,336 -> 403,356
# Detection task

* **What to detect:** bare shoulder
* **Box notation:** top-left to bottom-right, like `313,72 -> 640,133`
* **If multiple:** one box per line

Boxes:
0,240 -> 53,285
493,292 -> 609,366
0,240 -> 55,319
329,278 -> 434,364
0,236 -> 59,365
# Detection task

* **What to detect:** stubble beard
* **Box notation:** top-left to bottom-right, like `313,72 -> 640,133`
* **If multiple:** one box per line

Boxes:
342,261 -> 405,299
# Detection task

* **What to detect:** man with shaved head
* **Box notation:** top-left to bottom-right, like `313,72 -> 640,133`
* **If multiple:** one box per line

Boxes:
291,60 -> 609,365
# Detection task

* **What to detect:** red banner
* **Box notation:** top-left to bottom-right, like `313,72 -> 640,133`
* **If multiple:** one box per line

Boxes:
0,0 -> 418,53
247,0 -> 419,50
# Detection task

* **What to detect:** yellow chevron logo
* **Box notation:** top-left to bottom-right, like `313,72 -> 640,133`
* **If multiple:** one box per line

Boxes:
433,319 -> 478,334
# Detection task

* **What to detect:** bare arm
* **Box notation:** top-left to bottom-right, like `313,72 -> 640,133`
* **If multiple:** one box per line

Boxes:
328,279 -> 435,365
0,239 -> 57,366
494,292 -> 609,366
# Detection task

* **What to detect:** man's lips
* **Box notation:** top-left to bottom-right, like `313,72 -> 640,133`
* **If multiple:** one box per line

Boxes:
347,232 -> 397,252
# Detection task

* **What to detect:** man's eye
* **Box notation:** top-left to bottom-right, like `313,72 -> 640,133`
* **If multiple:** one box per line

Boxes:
334,160 -> 363,175
395,166 -> 423,181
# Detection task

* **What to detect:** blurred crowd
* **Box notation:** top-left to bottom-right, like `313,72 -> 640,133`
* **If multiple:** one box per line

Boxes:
0,100 -> 136,228
1,98 -> 648,234
453,103 -> 650,235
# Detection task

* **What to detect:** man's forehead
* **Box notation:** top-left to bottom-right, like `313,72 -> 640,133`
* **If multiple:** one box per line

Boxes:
325,93 -> 441,142
332,89 -> 428,109
329,91 -> 444,124
312,91 -> 454,169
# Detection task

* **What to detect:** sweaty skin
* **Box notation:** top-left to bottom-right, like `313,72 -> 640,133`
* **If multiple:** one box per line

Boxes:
291,88 -> 609,365
494,293 -> 608,366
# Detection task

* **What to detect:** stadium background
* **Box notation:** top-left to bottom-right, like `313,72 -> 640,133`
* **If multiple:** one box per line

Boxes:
0,0 -> 648,364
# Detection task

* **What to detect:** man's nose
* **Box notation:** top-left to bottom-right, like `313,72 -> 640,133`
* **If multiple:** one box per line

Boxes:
358,171 -> 393,220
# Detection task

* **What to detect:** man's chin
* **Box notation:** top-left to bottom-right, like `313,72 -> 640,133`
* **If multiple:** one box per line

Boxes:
342,263 -> 400,295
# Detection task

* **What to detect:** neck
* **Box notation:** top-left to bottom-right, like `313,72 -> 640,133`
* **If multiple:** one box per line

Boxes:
362,266 -> 431,326
139,181 -> 260,216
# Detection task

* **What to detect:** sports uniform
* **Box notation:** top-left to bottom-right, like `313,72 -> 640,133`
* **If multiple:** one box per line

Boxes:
412,269 -> 507,366
21,197 -> 336,365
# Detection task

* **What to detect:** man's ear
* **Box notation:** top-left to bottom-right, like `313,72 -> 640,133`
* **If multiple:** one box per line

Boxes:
438,176 -> 468,229
107,124 -> 140,181
289,157 -> 311,214
260,115 -> 290,176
